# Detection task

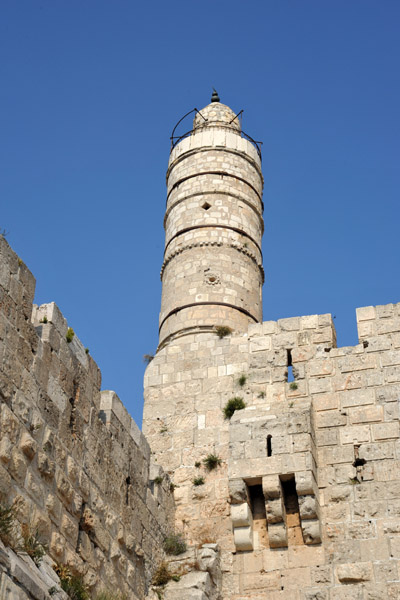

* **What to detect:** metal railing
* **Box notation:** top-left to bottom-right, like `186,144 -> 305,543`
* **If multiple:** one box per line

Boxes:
170,108 -> 263,160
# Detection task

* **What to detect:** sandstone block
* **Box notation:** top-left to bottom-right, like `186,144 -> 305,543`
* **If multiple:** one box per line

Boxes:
19,432 -> 37,459
373,422 -> 400,440
229,479 -> 249,504
268,523 -> 288,548
299,495 -> 319,520
262,475 -> 280,499
349,405 -> 383,424
336,561 -> 372,583
231,502 -> 252,527
233,526 -> 253,551
301,520 -> 321,545
266,498 -> 284,524
0,435 -> 12,464
295,471 -> 317,496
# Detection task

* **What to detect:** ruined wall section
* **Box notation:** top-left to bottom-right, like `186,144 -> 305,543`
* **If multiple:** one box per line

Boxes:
0,236 -> 174,599
143,305 -> 400,599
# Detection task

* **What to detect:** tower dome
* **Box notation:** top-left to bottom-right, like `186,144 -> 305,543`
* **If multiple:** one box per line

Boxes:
193,101 -> 241,132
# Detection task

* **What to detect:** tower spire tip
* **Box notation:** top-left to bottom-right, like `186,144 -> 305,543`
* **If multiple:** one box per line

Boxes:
211,88 -> 220,103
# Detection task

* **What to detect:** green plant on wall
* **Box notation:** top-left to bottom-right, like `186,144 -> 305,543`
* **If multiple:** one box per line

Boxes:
237,374 -> 247,387
203,454 -> 222,471
21,523 -> 47,566
95,592 -> 127,600
66,327 -> 75,343
152,561 -> 172,586
215,326 -> 233,339
163,533 -> 187,555
54,563 -> 89,600
193,476 -> 205,486
223,397 -> 246,419
0,504 -> 15,546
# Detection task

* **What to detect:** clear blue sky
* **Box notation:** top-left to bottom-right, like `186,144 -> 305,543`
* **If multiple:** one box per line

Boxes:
1,1 -> 399,427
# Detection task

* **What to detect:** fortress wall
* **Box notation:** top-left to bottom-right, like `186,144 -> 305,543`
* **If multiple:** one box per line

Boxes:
0,236 -> 174,599
143,304 -> 400,599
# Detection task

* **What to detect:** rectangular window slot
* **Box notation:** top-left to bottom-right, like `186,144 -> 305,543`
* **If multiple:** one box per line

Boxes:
248,483 -> 268,549
267,435 -> 272,457
287,349 -> 295,382
280,475 -> 304,545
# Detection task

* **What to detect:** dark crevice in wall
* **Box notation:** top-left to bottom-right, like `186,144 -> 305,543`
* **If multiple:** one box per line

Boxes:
248,484 -> 266,520
267,435 -> 272,457
126,475 -> 132,505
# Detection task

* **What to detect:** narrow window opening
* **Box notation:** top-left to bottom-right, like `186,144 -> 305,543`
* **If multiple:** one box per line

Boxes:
125,476 -> 131,505
202,202 -> 211,211
287,350 -> 294,382
280,475 -> 303,545
267,435 -> 272,457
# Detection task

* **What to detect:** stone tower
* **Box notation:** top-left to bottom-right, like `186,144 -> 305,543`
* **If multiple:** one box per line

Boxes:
143,96 -> 400,600
0,95 -> 399,599
159,93 -> 264,347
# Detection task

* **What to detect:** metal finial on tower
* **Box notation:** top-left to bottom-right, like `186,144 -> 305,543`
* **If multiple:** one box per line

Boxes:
211,88 -> 220,103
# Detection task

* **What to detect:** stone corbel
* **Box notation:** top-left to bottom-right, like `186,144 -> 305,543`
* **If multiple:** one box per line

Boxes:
262,475 -> 288,548
229,479 -> 253,551
295,470 -> 321,544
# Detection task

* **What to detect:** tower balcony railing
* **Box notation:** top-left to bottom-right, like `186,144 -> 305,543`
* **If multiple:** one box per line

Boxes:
170,108 -> 262,160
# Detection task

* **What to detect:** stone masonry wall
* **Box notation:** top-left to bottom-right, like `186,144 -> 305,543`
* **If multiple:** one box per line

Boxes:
143,303 -> 400,599
0,236 -> 175,599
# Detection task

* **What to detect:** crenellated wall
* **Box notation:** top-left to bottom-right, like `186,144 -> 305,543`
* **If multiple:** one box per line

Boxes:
144,303 -> 400,599
0,235 -> 175,599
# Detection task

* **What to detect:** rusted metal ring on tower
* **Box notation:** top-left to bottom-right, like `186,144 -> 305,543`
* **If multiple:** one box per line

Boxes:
170,108 -> 207,149
159,302 -> 259,333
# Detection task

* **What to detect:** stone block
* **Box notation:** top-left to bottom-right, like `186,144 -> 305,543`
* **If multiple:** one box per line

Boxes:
339,387 -> 375,408
312,393 -> 339,412
349,405 -> 383,424
299,495 -> 319,520
231,502 -> 252,527
266,498 -> 284,524
336,561 -> 372,583
262,475 -> 281,499
356,306 -> 376,322
233,526 -> 253,551
315,410 -> 346,428
340,425 -> 370,445
301,519 -> 321,545
295,471 -> 316,496
373,422 -> 400,440
268,523 -> 288,548
229,478 -> 249,504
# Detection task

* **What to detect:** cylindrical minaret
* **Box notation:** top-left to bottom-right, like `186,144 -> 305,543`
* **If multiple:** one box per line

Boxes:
159,93 -> 264,347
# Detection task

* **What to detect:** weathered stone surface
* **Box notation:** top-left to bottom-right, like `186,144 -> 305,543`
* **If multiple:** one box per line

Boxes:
2,96 -> 400,600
